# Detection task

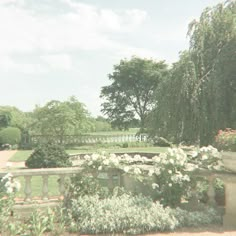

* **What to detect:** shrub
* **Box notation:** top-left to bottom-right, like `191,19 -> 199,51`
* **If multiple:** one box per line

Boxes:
215,128 -> 236,151
69,194 -> 178,234
0,127 -> 21,146
67,194 -> 221,235
25,143 -> 72,168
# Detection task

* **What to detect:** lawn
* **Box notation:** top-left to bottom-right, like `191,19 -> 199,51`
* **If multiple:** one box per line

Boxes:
86,128 -> 139,136
15,175 -> 60,199
9,146 -> 168,162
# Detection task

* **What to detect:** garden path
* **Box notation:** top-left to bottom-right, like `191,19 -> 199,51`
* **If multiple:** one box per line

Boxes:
0,150 -> 17,169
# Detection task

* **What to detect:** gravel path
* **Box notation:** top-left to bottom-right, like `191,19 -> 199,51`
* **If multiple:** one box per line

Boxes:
0,150 -> 17,169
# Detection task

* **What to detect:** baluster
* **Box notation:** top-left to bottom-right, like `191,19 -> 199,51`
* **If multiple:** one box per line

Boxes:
24,176 -> 32,202
42,175 -> 49,200
107,172 -> 113,190
207,175 -> 216,206
58,175 -> 65,199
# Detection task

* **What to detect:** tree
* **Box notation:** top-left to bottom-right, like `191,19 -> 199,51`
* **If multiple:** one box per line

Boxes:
148,51 -> 199,144
187,1 -> 236,145
0,111 -> 11,129
148,1 -> 236,146
100,56 -> 169,131
33,97 -> 93,143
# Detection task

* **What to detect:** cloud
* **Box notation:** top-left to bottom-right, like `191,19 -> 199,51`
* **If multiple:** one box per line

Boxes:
40,54 -> 72,71
0,0 -> 147,54
0,55 -> 46,74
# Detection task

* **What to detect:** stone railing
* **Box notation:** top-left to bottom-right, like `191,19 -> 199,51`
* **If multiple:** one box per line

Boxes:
0,167 -> 82,203
28,133 -> 148,145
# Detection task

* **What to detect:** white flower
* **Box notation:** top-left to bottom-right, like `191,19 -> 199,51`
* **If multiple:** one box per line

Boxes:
185,163 -> 197,171
168,170 -> 172,174
148,169 -> 154,176
201,155 -> 208,160
91,154 -> 99,161
169,159 -> 174,164
110,154 -> 116,159
153,156 -> 161,163
6,187 -> 13,194
84,155 -> 90,161
88,161 -> 93,166
123,166 -> 130,173
103,159 -> 109,165
154,168 -> 161,176
168,148 -> 174,156
168,183 -> 172,187
1,173 -> 13,182
183,175 -> 190,182
152,183 -> 159,189
191,151 -> 198,158
98,166 -> 103,171
134,167 -> 141,175
13,180 -> 21,191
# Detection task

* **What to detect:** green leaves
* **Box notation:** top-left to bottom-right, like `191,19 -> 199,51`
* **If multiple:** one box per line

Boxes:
101,56 -> 168,130
33,97 -> 93,143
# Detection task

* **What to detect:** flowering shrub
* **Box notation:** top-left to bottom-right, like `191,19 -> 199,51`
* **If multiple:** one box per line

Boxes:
67,146 -> 223,207
0,173 -> 21,234
215,128 -> 236,151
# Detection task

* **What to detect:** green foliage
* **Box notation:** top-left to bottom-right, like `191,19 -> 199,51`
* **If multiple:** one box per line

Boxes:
0,111 -> 11,129
149,1 -> 236,145
70,194 -> 178,234
32,96 -> 93,144
101,56 -> 169,131
65,174 -> 109,201
215,128 -> 236,151
0,106 -> 30,131
0,127 -> 21,146
196,178 -> 225,206
0,174 -> 21,235
92,116 -> 112,132
25,143 -> 72,168
68,194 -> 220,235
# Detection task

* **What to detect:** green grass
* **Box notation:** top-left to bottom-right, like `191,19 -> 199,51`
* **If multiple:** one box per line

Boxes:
9,146 -> 168,162
86,128 -> 139,136
15,175 -> 60,199
9,150 -> 33,162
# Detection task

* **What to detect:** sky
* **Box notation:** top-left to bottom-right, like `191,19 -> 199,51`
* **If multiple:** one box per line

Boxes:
0,0 -> 224,117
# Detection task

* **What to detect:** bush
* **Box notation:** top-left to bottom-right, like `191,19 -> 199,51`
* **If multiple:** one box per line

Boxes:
0,127 -> 21,146
215,128 -> 236,151
25,143 -> 72,168
67,194 -> 221,235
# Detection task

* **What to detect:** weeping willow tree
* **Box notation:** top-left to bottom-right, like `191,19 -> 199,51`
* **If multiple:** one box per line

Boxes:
148,1 -> 236,145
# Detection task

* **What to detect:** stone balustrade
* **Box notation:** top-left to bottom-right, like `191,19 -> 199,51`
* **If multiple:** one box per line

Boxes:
2,165 -> 236,229
0,167 -> 82,203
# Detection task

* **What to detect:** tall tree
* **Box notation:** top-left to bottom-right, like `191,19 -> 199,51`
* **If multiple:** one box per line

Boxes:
149,1 -> 236,145
187,0 -> 236,145
100,56 -> 169,131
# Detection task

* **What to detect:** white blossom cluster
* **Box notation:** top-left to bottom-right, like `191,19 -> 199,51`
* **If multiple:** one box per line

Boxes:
189,145 -> 223,171
81,146 -> 223,191
0,173 -> 21,194
82,152 -> 150,172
